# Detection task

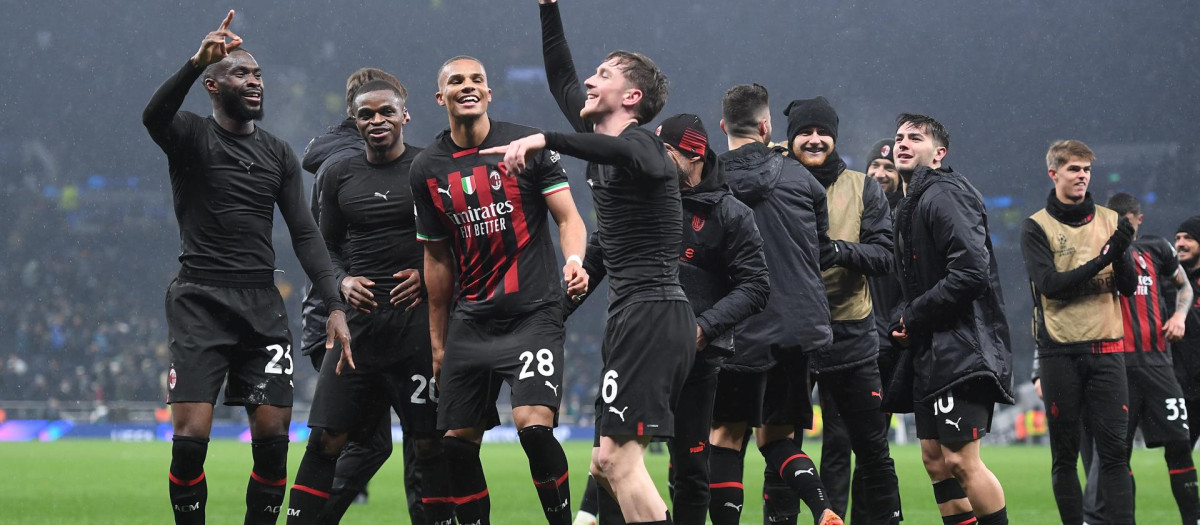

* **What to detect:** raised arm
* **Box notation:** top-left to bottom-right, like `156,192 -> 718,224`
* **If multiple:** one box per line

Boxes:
480,129 -> 671,180
144,11 -> 243,148
539,0 -> 590,133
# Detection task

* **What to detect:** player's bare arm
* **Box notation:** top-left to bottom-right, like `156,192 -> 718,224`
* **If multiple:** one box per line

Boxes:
1166,264 -> 1194,342
423,241 -> 455,383
190,10 -> 242,69
545,190 -> 588,297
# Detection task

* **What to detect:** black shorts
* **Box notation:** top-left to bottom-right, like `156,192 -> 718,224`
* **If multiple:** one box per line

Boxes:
762,347 -> 814,429
1127,365 -> 1191,447
165,279 -> 294,406
814,360 -> 884,414
915,383 -> 995,444
712,369 -> 767,427
308,307 -> 439,438
595,300 -> 694,439
437,303 -> 564,431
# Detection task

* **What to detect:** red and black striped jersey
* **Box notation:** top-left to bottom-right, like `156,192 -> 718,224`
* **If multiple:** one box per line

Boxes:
410,120 -> 570,320
1121,236 -> 1178,367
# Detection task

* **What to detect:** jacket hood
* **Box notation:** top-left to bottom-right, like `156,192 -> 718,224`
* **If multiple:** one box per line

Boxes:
682,149 -> 729,206
302,117 -> 362,174
720,142 -> 786,206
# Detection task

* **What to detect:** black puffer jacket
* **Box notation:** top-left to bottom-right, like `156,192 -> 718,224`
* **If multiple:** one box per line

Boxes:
892,166 -> 1013,409
679,152 -> 770,368
299,118 -> 363,358
721,142 -> 834,370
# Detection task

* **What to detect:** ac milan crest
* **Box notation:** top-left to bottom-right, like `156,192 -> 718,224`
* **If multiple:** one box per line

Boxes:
490,170 -> 502,191
880,144 -> 891,157
692,215 -> 706,231
168,366 -> 177,390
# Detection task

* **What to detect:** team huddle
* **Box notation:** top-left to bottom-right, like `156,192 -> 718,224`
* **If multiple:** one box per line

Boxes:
143,4 -> 1200,525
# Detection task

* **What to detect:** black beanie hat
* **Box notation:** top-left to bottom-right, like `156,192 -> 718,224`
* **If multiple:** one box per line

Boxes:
865,138 -> 894,166
1179,216 -> 1200,242
783,96 -> 839,152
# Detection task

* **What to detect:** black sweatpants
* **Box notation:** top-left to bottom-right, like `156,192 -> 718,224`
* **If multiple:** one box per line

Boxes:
1040,353 -> 1132,525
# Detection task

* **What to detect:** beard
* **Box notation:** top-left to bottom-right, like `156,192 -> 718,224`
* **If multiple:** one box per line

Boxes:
217,85 -> 264,122
676,161 -> 693,187
796,145 -> 831,168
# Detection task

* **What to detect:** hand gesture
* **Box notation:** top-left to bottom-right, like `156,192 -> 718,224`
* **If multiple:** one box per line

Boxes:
563,258 -> 588,298
341,276 -> 377,313
191,10 -> 243,69
1105,217 -> 1135,259
390,269 -> 424,311
325,310 -> 354,375
478,133 -> 547,176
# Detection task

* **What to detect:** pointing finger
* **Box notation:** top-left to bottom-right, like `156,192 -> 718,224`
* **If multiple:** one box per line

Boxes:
478,146 -> 507,156
219,9 -> 234,31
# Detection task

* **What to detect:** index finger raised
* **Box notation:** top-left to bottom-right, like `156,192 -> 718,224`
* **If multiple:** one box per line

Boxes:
219,10 -> 235,31
478,146 -> 508,156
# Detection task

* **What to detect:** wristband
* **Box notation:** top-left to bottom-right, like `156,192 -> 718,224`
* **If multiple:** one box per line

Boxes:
567,254 -> 583,266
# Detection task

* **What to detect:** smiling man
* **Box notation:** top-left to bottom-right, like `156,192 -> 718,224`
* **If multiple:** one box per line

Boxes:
1173,217 -> 1200,448
482,3 -> 692,524
890,114 -> 1012,525
410,55 -> 588,525
142,10 -> 350,524
1021,139 -> 1137,525
284,80 -> 454,525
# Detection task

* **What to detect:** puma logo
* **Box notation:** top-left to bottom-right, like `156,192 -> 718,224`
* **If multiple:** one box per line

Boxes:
437,184 -> 452,197
608,405 -> 629,422
945,417 -> 962,431
374,191 -> 390,200
545,381 -> 559,396
871,391 -> 883,399
794,467 -> 815,477
238,160 -> 255,174
723,502 -> 743,512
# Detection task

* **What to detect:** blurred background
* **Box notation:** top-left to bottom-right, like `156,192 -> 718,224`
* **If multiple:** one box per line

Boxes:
0,0 -> 1196,442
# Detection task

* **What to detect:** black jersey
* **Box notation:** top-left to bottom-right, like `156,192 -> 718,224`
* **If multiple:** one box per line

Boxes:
410,120 -> 569,320
142,62 -> 343,310
1121,236 -> 1178,368
540,3 -> 686,312
319,146 -> 424,298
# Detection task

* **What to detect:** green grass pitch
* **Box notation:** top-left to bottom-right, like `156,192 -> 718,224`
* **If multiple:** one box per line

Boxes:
0,440 -> 1183,523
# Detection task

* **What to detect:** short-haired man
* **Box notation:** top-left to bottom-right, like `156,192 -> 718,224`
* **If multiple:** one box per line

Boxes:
413,55 -> 587,525
892,114 -> 1012,525
568,113 -> 771,525
490,3 -> 692,524
783,96 -> 901,525
285,81 -> 453,525
1021,139 -> 1136,524
142,11 -> 351,524
298,67 -> 425,522
711,83 -> 843,525
1093,193 -> 1199,523
1173,217 -> 1200,447
821,138 -> 905,523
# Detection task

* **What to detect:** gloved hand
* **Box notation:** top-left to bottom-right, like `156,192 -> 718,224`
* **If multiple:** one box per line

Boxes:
1100,216 -> 1134,264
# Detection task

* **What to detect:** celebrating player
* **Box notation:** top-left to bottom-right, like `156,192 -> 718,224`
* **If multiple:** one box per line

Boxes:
142,10 -> 351,524
299,67 -> 427,522
784,96 -> 902,525
892,114 -> 1012,525
711,83 -> 842,525
412,55 -> 587,525
285,80 -> 454,525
